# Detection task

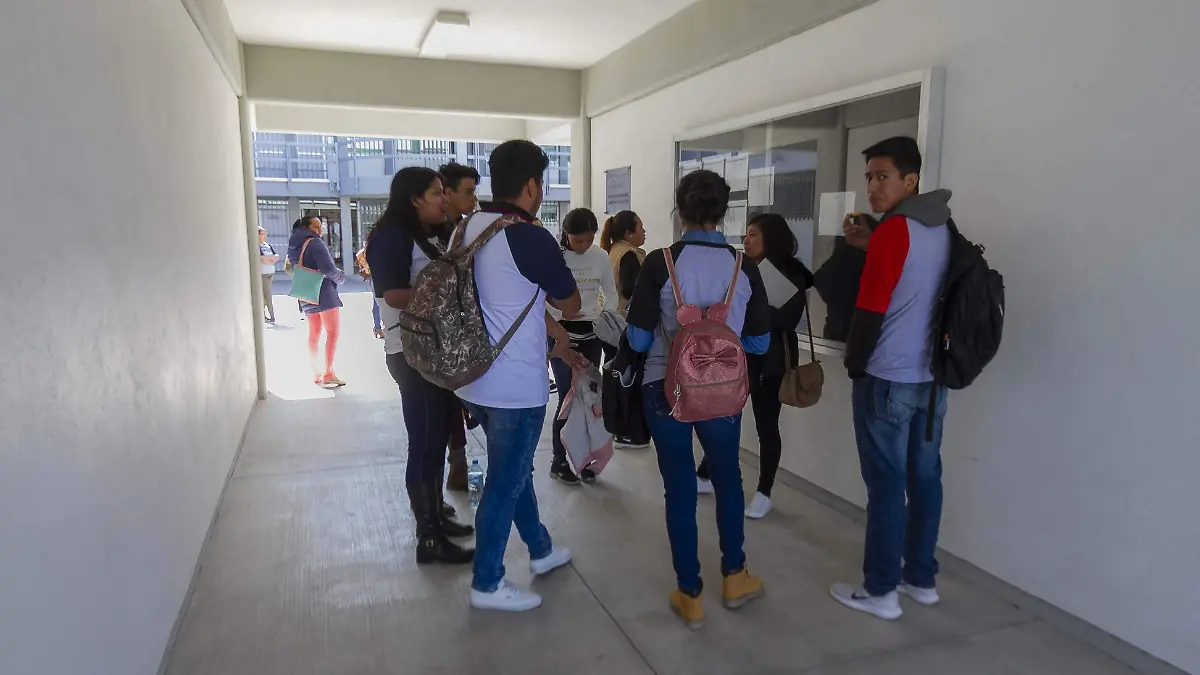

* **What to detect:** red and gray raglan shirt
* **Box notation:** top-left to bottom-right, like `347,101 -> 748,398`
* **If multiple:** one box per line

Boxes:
844,190 -> 953,384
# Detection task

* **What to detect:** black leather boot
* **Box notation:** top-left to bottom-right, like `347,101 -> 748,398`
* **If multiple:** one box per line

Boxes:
411,486 -> 474,565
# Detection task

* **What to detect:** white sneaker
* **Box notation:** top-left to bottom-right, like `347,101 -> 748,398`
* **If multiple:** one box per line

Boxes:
471,580 -> 543,612
530,546 -> 572,576
696,477 -> 714,494
829,583 -> 903,620
744,492 -> 772,519
898,583 -> 941,606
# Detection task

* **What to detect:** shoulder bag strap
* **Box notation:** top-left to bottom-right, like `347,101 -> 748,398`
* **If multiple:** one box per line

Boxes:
723,251 -> 744,306
662,247 -> 685,308
803,291 -> 817,364
297,237 -> 314,271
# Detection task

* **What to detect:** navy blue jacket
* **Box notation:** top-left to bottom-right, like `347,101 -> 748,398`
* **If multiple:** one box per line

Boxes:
288,228 -> 346,314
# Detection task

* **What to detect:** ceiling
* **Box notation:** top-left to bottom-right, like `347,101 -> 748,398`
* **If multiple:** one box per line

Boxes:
224,0 -> 703,69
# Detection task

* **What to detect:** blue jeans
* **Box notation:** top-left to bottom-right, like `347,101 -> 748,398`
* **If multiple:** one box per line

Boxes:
372,299 -> 382,331
852,375 -> 948,596
642,380 -> 746,595
461,402 -> 554,593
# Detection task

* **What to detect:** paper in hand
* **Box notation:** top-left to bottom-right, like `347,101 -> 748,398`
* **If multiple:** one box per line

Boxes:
758,259 -> 799,309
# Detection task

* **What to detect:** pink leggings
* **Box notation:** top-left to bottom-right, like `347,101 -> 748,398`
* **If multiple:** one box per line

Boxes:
307,308 -> 341,376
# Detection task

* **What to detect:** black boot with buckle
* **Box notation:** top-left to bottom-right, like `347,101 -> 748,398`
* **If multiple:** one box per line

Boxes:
411,486 -> 474,565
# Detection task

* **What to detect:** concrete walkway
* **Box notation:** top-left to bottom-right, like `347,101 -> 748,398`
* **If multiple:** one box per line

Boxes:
164,291 -> 1140,675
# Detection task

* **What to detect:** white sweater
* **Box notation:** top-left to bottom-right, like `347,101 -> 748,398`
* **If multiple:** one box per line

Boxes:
548,245 -> 617,324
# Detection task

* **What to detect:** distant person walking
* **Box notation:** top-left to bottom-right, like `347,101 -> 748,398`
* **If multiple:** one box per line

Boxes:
258,226 -> 279,324
356,247 -> 385,339
288,216 -> 347,387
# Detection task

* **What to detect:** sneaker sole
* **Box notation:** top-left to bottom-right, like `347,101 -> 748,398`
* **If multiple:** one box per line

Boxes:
829,589 -> 903,620
550,473 -> 581,487
744,508 -> 771,520
530,555 -> 572,576
898,586 -> 940,606
470,596 -> 543,612
722,586 -> 765,610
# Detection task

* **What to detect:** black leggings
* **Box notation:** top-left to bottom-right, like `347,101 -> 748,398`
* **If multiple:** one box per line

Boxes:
696,356 -> 784,496
550,336 -> 605,467
387,353 -> 458,491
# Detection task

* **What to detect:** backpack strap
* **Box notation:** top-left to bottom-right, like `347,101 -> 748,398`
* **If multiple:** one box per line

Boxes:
723,251 -> 744,306
491,290 -> 541,355
457,211 -> 539,355
663,248 -> 686,308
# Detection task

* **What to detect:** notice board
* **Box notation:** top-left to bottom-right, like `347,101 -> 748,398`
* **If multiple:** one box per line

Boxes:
605,166 -> 631,213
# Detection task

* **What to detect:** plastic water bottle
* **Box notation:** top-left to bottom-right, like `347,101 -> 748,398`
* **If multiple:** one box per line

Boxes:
467,460 -> 484,507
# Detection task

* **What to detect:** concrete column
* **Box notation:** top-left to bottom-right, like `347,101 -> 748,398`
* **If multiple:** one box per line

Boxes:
569,115 -> 591,211
239,97 -> 268,400
339,196 -> 354,273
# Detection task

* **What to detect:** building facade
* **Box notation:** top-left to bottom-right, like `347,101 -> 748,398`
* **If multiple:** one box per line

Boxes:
253,134 -> 571,271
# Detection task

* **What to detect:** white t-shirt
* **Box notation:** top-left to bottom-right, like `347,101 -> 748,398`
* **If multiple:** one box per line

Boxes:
454,207 -> 577,409
547,246 -> 617,324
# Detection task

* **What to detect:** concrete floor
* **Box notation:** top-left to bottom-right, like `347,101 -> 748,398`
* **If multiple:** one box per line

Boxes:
165,292 -> 1141,675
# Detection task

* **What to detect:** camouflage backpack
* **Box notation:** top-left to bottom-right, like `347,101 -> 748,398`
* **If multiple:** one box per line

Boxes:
398,213 -> 539,390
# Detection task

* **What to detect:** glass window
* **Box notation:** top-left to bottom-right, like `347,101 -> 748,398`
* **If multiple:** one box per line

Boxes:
674,86 -> 924,347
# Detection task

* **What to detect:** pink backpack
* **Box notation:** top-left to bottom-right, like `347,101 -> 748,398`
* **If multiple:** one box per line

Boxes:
663,249 -> 750,422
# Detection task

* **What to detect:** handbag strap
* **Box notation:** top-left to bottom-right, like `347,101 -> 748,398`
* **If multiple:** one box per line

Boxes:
296,236 -> 315,271
803,291 -> 817,364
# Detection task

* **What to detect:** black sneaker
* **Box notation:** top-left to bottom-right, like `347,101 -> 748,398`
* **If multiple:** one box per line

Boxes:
550,464 -> 580,486
580,468 -> 597,484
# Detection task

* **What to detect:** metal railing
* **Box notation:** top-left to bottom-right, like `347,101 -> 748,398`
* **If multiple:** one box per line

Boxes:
252,133 -> 336,184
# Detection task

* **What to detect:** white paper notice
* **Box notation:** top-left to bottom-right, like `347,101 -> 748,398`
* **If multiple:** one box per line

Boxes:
724,202 -> 748,236
818,191 -> 857,236
758,259 -> 798,309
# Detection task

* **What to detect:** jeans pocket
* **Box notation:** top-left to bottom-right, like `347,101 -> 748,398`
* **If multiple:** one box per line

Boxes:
644,382 -> 672,417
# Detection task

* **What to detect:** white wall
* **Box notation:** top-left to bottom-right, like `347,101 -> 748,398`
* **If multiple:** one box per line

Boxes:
589,0 -> 1200,671
0,1 -> 256,674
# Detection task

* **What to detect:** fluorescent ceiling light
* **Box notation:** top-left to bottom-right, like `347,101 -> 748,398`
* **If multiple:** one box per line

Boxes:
419,11 -> 471,58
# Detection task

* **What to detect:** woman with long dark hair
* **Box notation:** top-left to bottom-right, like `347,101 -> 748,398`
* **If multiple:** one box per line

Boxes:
599,210 -> 650,449
695,214 -> 814,519
365,167 -> 474,565
548,208 -> 617,485
288,216 -> 347,387
599,210 -> 647,316
624,170 -> 771,627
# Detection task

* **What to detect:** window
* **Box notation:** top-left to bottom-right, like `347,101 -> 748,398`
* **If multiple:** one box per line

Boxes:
542,145 -> 571,186
674,69 -> 945,351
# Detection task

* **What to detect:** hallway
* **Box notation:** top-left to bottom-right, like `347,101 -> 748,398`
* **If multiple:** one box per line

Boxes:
163,292 -> 1138,675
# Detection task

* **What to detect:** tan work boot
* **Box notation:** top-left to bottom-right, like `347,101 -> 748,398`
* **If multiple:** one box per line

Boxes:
669,589 -> 704,629
722,568 -> 765,609
446,446 -> 469,492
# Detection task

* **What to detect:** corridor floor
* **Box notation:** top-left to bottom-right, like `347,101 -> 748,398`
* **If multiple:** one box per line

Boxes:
164,291 -> 1140,675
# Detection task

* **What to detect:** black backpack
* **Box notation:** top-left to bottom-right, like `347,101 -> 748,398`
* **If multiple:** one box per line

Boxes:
933,219 -> 1005,390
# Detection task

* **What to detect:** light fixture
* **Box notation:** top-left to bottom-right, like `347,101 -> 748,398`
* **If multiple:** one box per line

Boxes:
419,10 -> 470,59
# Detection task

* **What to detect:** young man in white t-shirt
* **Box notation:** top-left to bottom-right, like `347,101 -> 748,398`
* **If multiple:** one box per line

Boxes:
456,140 -> 582,612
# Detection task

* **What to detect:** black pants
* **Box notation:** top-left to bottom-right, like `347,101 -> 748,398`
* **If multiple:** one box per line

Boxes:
696,355 -> 784,496
387,352 -> 458,491
550,336 -> 605,467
